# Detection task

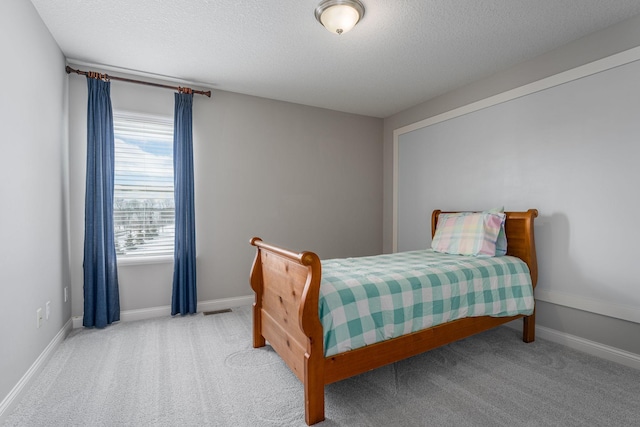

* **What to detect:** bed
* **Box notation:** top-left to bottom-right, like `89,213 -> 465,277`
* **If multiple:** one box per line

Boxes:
249,209 -> 538,425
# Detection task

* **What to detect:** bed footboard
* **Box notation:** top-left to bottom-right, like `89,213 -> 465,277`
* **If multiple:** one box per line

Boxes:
249,237 -> 325,425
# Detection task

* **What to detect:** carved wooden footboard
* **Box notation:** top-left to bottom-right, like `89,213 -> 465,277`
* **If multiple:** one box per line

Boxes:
249,238 -> 325,424
250,209 -> 538,425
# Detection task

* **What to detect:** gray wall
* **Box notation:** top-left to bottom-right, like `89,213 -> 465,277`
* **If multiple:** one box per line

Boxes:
0,0 -> 70,413
68,75 -> 383,316
383,14 -> 640,355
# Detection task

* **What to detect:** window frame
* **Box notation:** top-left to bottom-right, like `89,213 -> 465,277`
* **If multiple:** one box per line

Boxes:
112,111 -> 175,263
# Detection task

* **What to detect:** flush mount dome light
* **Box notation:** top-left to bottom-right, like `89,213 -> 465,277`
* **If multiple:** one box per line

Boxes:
314,0 -> 365,35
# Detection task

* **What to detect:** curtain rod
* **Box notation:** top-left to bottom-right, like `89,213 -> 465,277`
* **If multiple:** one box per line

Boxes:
65,66 -> 211,98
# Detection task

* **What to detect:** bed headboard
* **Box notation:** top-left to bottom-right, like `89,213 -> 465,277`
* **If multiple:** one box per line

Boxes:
431,209 -> 538,287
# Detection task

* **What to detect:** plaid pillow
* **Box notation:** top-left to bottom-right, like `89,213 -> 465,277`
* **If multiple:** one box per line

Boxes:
431,211 -> 506,256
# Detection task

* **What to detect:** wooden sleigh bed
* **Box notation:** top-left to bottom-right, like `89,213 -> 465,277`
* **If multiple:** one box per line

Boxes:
250,209 -> 538,425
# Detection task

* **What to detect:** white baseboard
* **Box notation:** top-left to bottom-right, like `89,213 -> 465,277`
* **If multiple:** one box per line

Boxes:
0,319 -> 72,423
71,295 -> 255,328
506,322 -> 640,370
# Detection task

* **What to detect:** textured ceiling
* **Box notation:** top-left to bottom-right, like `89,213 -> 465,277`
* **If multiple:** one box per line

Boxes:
31,0 -> 640,118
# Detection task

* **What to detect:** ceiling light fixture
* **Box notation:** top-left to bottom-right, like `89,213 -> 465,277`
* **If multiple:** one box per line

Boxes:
314,0 -> 365,35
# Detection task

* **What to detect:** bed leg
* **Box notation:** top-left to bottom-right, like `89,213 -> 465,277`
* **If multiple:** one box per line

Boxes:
252,303 -> 265,348
304,354 -> 325,425
523,309 -> 535,343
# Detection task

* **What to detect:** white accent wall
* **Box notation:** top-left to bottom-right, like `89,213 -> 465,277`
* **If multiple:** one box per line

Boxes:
383,14 -> 640,355
0,0 -> 70,416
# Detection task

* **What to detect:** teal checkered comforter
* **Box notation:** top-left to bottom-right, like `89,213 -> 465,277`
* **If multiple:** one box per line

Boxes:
319,249 -> 534,356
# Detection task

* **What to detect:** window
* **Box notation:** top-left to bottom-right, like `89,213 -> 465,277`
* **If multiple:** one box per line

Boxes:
113,112 -> 174,259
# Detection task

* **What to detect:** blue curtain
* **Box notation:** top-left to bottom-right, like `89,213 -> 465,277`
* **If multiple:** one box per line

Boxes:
171,92 -> 197,315
83,77 -> 120,328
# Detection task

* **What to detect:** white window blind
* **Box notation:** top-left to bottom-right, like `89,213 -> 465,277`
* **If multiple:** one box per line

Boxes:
113,112 -> 174,258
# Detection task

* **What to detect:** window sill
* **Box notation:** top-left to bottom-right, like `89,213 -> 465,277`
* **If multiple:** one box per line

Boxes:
117,255 -> 174,266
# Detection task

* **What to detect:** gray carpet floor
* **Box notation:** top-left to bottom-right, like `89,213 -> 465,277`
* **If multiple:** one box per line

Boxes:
5,305 -> 640,426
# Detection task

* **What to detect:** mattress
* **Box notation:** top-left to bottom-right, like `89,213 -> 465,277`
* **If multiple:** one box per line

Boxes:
319,249 -> 534,356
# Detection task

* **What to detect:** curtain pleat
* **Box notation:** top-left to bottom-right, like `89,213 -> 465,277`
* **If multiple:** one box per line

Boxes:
171,92 -> 197,315
83,78 -> 120,328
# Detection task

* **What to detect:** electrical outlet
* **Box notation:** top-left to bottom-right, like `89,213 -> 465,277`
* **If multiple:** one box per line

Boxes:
37,308 -> 43,328
64,287 -> 68,303
46,301 -> 51,320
